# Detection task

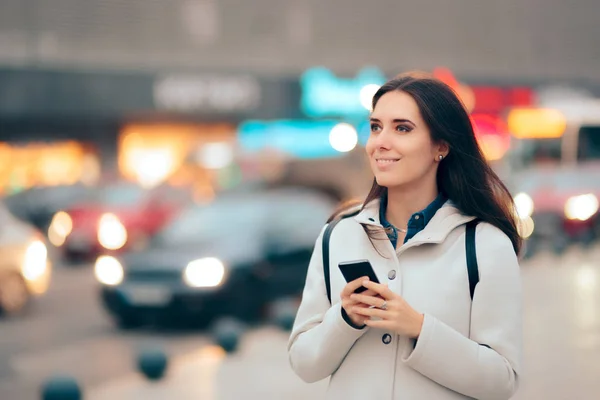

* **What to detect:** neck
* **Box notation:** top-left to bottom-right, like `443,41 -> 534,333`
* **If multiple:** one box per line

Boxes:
385,182 -> 439,229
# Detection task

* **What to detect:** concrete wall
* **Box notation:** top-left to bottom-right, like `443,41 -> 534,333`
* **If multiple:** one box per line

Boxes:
0,0 -> 598,83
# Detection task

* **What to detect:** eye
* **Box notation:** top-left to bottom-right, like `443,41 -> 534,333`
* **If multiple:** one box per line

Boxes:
396,125 -> 412,133
370,123 -> 381,132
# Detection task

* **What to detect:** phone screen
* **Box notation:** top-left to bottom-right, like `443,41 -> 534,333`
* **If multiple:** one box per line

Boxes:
338,259 -> 380,293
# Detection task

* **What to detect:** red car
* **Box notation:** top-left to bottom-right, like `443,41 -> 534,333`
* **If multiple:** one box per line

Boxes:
51,182 -> 193,262
513,164 -> 600,256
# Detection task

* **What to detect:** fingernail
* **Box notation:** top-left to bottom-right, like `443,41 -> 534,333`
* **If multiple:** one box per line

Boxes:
363,280 -> 369,285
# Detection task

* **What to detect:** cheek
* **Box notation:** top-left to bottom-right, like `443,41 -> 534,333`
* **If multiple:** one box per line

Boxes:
365,137 -> 376,156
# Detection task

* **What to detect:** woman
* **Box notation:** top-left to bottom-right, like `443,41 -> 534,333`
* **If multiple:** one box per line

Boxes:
288,73 -> 522,399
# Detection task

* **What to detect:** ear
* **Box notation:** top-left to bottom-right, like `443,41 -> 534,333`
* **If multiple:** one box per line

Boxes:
435,141 -> 450,158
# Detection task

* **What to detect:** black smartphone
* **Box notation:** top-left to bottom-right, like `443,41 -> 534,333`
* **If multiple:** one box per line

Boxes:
338,259 -> 380,293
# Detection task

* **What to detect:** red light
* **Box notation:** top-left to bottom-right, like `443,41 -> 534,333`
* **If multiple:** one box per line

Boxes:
471,114 -> 511,161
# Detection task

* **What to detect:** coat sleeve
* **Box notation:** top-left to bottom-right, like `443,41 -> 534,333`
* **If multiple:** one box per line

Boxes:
288,226 -> 369,383
401,223 -> 523,400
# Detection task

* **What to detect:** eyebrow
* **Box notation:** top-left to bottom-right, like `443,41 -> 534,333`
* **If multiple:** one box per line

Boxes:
370,118 -> 416,127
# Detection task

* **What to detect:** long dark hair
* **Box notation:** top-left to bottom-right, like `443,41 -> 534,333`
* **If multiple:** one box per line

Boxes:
332,72 -> 522,255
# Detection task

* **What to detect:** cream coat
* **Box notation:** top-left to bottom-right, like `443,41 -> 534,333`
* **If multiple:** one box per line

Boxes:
288,200 -> 522,400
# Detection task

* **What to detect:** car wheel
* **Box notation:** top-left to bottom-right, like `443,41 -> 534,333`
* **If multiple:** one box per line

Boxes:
581,230 -> 595,248
552,234 -> 569,255
522,239 -> 537,260
0,273 -> 30,316
232,282 -> 264,323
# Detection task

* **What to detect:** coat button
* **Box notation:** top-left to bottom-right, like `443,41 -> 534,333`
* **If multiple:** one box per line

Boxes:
388,270 -> 396,280
414,215 -> 420,220
382,333 -> 392,345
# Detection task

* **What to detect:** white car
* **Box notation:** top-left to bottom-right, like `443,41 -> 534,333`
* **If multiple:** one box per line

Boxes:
0,201 -> 52,316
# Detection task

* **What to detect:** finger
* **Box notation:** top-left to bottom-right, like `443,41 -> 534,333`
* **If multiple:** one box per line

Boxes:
361,280 -> 394,300
361,289 -> 381,298
350,293 -> 387,308
353,306 -> 387,319
342,276 -> 370,296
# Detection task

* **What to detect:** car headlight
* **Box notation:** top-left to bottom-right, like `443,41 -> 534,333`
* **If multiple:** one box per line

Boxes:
95,255 -> 124,286
514,192 -> 534,219
98,213 -> 128,250
565,194 -> 599,221
48,211 -> 72,247
183,257 -> 226,288
22,240 -> 48,281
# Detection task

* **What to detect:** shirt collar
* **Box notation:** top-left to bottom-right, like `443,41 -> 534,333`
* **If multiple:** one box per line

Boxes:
379,192 -> 447,229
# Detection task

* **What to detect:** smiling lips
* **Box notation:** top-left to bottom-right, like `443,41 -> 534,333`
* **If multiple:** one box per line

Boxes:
375,158 -> 400,167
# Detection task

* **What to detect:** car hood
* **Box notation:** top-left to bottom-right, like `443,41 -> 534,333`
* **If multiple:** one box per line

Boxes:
120,240 -> 264,272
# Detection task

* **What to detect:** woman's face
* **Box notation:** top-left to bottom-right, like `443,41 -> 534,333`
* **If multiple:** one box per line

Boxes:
365,90 -> 445,189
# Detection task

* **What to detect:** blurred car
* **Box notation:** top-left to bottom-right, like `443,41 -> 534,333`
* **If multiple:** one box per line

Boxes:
3,183 -> 92,233
94,188 -> 335,328
0,201 -> 51,316
513,164 -> 600,256
53,182 -> 192,262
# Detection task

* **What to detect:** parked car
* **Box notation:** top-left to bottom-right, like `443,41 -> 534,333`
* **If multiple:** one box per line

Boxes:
54,182 -> 192,262
513,164 -> 600,256
0,201 -> 52,316
3,183 -> 92,233
94,188 -> 335,328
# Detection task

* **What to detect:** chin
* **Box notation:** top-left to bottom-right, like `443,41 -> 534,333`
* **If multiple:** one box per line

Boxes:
375,175 -> 410,188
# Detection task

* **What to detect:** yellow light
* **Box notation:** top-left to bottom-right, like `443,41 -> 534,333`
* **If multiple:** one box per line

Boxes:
22,240 -> 48,281
565,194 -> 599,221
48,211 -> 73,246
517,216 -> 535,239
183,257 -> 226,288
478,135 -> 509,161
98,213 -> 128,250
514,192 -> 534,219
507,108 -> 566,139
329,123 -> 358,153
94,256 -> 124,286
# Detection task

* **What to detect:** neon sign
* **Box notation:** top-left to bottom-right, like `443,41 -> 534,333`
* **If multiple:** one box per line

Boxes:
238,120 -> 357,159
300,67 -> 387,118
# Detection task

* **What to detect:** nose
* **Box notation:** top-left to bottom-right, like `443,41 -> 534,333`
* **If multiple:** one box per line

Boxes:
373,128 -> 392,150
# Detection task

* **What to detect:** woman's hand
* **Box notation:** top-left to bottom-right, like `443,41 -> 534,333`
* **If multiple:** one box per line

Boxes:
340,277 -> 382,327
351,280 -> 424,339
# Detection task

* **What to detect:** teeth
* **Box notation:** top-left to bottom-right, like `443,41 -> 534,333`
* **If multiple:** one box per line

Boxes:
377,159 -> 399,163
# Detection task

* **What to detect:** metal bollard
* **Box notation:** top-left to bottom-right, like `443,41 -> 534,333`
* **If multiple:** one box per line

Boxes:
137,347 -> 169,381
41,376 -> 82,400
211,317 -> 245,354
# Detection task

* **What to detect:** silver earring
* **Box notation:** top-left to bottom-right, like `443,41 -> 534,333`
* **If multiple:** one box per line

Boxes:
438,155 -> 444,161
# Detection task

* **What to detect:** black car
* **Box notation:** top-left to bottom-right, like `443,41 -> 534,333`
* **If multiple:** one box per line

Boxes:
94,188 -> 336,328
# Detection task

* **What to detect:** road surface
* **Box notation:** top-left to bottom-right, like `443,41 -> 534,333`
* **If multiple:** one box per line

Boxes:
1,245 -> 600,399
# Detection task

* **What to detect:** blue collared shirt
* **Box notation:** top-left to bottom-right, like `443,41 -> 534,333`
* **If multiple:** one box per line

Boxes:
379,193 -> 447,249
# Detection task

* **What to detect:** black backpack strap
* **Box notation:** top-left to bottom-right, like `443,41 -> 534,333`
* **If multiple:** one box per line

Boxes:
323,210 -> 360,304
465,219 -> 480,301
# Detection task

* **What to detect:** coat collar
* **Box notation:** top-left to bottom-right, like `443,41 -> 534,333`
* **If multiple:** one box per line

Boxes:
353,198 -> 476,247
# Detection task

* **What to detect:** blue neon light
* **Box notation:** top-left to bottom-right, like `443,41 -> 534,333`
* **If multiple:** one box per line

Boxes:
300,67 -> 387,118
238,120 -> 362,159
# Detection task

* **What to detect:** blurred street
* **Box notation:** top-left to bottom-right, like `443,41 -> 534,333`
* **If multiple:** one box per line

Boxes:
0,262 -> 209,400
1,1 -> 600,398
0,246 -> 599,399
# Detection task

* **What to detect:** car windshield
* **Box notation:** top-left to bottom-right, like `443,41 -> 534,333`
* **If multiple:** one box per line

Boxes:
577,126 -> 600,161
513,138 -> 563,167
153,196 -> 266,247
96,184 -> 146,206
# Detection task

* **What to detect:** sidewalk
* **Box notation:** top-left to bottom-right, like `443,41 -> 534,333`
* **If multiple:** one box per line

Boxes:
88,327 -> 327,400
